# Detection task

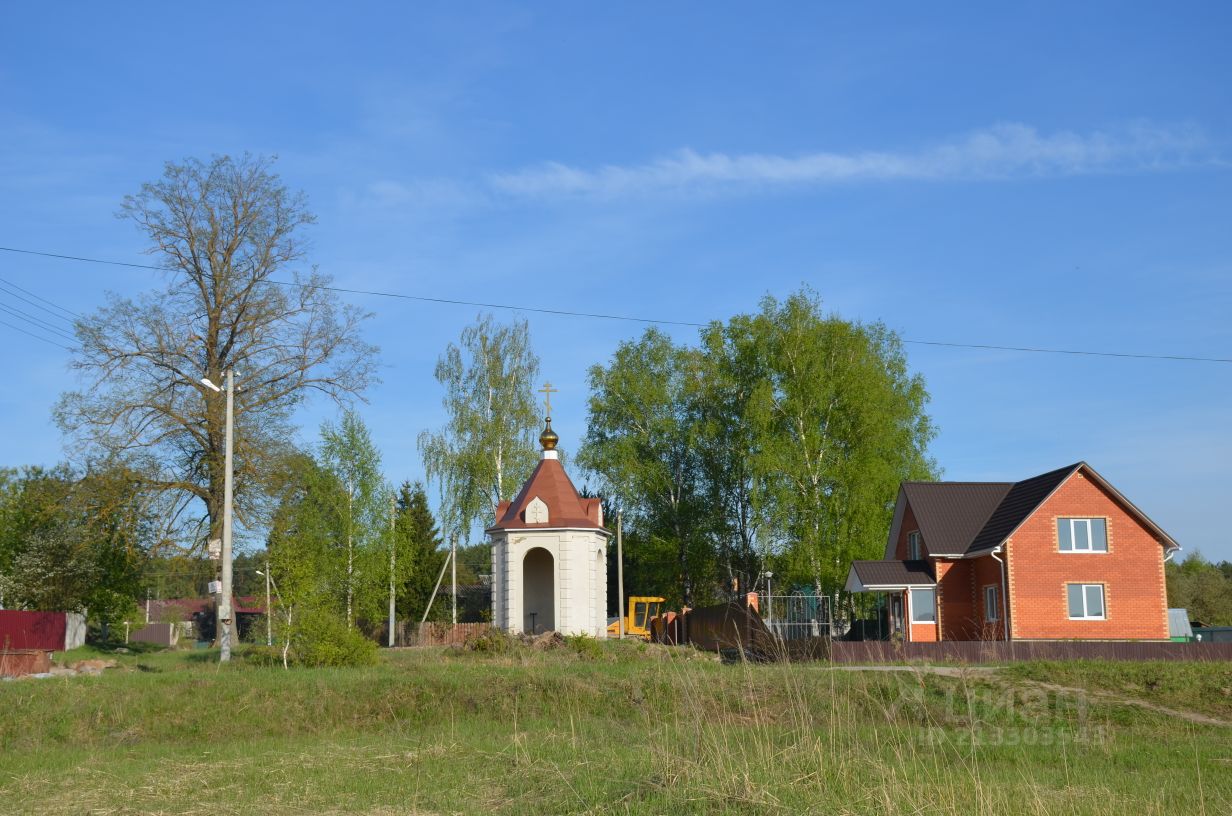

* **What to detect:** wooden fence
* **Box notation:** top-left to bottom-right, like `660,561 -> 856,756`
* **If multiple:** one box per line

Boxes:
831,640 -> 1232,664
408,622 -> 493,646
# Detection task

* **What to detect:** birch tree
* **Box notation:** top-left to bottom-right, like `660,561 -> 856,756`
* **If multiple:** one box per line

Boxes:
319,410 -> 386,628
578,329 -> 709,606
417,314 -> 540,542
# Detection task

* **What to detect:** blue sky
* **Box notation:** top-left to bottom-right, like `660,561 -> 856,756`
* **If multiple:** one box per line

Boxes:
1,3 -> 1229,560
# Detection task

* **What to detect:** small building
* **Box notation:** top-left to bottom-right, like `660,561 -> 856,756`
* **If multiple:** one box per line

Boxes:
487,414 -> 610,637
845,462 -> 1179,642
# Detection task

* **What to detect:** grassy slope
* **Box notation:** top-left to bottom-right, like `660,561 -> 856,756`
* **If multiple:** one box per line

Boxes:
2,644 -> 1229,815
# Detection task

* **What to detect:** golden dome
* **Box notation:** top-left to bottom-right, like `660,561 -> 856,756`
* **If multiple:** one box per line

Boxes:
539,417 -> 559,451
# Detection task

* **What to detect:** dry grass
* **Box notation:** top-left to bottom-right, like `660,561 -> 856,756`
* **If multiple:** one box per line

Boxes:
1,643 -> 1229,814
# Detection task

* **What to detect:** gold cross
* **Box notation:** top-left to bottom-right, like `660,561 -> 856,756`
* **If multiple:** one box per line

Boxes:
538,381 -> 559,417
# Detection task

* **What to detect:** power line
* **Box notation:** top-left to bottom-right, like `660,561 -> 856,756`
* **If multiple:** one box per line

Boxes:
0,301 -> 78,342
2,244 -> 1229,364
0,278 -> 77,324
0,317 -> 76,351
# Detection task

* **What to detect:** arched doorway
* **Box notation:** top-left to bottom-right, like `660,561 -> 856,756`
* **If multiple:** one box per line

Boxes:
523,547 -> 555,633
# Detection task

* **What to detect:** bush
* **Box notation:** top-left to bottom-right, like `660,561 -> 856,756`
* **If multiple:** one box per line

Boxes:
460,627 -> 514,654
284,608 -> 378,668
565,633 -> 603,661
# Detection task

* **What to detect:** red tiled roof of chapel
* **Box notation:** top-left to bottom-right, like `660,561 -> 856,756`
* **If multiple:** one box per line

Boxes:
488,456 -> 605,531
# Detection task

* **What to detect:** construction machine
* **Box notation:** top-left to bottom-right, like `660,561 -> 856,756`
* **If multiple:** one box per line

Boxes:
607,596 -> 665,640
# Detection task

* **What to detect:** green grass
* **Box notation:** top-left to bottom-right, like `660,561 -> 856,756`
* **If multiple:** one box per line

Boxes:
2,644 -> 1229,814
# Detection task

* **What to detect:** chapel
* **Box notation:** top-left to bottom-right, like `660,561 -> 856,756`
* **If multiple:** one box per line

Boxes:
487,395 -> 610,636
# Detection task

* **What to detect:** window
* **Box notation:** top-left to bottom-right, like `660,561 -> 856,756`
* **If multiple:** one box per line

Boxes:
984,585 -> 1000,622
1067,584 -> 1106,619
907,531 -> 922,560
1057,518 -> 1108,552
910,588 -> 936,623
633,602 -> 648,629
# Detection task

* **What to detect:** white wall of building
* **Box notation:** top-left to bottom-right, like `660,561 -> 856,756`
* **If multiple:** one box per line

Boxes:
491,528 -> 608,637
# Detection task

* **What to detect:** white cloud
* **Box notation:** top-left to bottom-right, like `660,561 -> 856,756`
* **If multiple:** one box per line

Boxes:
490,122 -> 1215,198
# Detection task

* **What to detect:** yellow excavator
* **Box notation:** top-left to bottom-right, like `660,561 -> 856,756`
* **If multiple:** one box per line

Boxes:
607,596 -> 666,640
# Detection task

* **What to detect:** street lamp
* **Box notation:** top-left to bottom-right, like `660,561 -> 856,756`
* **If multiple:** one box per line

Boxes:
202,370 -> 235,662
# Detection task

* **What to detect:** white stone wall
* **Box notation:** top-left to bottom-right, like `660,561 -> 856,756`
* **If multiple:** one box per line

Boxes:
490,528 -> 608,637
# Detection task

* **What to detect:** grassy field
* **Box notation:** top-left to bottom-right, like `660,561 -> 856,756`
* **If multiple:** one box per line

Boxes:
2,641 -> 1230,815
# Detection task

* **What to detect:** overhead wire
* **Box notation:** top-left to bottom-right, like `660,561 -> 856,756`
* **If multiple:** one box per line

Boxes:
0,317 -> 76,351
0,279 -> 78,325
1,244 -> 1229,364
0,301 -> 78,343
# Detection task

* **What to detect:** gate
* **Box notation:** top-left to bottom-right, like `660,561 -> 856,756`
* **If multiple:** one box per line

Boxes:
757,592 -> 831,641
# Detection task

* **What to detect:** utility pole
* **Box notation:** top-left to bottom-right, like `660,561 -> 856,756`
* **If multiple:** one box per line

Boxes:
616,509 -> 625,639
201,369 -> 235,662
451,534 -> 458,625
264,556 -> 272,647
388,493 -> 396,648
220,369 -> 235,662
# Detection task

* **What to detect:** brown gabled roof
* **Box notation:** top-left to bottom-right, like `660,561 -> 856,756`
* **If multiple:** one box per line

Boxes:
890,462 -> 1179,559
488,456 -> 606,532
846,560 -> 936,590
965,464 -> 1079,554
900,481 -> 1012,556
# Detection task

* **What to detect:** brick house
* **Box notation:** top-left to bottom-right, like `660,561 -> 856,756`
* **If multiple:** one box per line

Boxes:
844,463 -> 1179,642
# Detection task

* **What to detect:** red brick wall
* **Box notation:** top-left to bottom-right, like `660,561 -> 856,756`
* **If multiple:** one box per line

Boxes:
1006,470 -> 1169,640
893,505 -> 927,560
936,560 -> 976,641
973,555 -> 1009,640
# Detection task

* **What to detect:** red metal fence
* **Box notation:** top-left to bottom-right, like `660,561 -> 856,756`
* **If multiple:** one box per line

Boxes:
832,640 -> 1232,664
0,610 -> 68,651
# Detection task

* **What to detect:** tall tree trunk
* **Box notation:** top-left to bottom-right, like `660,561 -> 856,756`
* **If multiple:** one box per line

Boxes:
346,485 -> 354,629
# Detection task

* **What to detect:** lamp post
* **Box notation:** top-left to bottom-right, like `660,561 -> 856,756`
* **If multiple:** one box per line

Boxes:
616,507 -> 625,639
264,557 -> 272,647
201,370 -> 235,663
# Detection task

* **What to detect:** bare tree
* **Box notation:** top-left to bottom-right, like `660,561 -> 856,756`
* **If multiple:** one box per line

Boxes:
56,154 -> 379,556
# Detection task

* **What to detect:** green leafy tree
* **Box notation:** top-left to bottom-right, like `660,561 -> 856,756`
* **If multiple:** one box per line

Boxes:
581,289 -> 937,602
719,292 -> 937,593
418,314 -> 541,545
266,452 -> 346,663
0,464 -> 150,626
579,328 -> 709,606
319,410 -> 388,628
1167,551 -> 1232,626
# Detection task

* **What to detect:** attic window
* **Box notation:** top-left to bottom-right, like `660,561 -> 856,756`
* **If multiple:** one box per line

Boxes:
907,531 -> 922,560
1058,518 -> 1107,552
524,497 -> 549,524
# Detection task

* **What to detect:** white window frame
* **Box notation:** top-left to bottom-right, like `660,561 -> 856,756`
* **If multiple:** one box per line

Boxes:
1067,583 -> 1106,620
907,531 -> 922,560
983,584 -> 1000,622
1057,517 -> 1108,553
909,587 -> 936,624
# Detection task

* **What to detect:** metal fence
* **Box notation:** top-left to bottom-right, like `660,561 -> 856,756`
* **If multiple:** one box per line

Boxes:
757,593 -> 832,641
832,640 -> 1232,664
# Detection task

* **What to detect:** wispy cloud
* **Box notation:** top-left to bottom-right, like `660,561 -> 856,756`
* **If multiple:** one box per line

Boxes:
490,122 -> 1216,198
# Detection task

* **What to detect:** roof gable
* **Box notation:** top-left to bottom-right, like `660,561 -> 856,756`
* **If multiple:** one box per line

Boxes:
900,481 -> 1012,557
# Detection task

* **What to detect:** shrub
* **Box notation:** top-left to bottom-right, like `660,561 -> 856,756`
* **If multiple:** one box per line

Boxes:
286,608 -> 378,668
565,633 -> 603,661
460,627 -> 514,654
